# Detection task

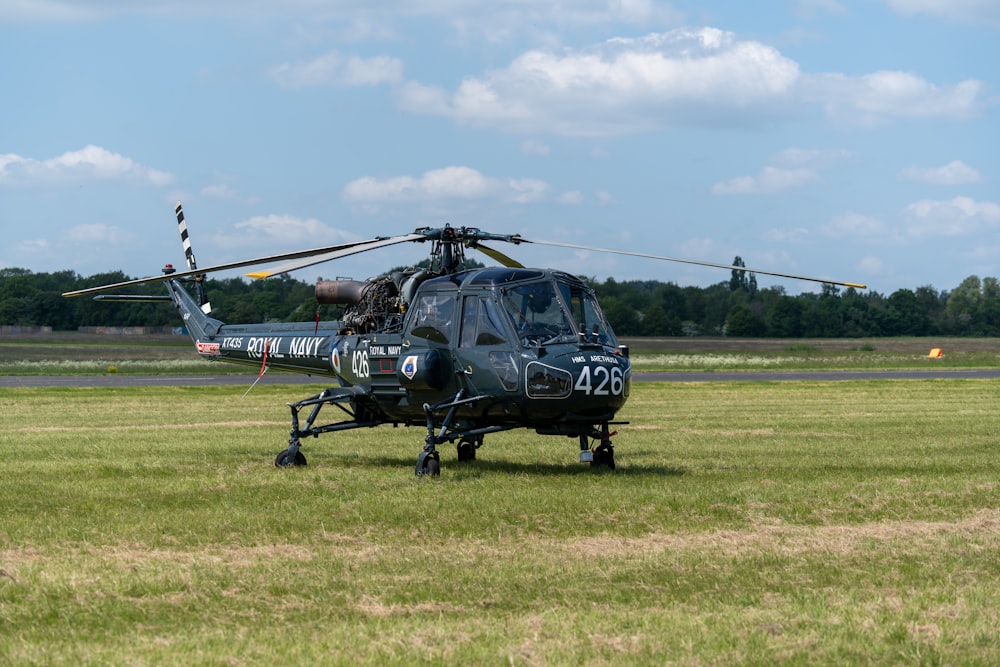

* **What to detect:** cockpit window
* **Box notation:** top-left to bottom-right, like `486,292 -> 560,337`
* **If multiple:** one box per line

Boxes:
558,281 -> 618,347
500,281 -> 576,346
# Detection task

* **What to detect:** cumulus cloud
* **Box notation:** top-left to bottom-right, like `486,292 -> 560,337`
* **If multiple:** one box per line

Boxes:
902,196 -> 1000,237
558,190 -> 583,204
822,211 -> 888,239
857,256 -> 886,274
269,51 -> 403,88
714,146 -> 854,196
0,145 -> 174,186
232,214 -> 357,246
392,27 -> 983,137
898,160 -> 982,185
712,167 -> 817,195
67,223 -> 130,243
342,166 -> 551,204
804,70 -> 982,127
1,1 -> 682,30
397,28 -> 802,137
773,147 -> 854,167
521,140 -> 551,157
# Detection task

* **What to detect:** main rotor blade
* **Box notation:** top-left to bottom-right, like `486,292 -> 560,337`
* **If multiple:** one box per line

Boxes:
472,243 -> 524,268
523,239 -> 867,289
62,237 -> 382,298
244,233 -> 426,279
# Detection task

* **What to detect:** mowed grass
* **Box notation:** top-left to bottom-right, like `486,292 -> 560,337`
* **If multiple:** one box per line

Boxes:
3,334 -> 1000,374
2,380 -> 1000,665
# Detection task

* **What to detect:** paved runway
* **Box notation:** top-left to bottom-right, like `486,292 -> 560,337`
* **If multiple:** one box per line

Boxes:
3,368 -> 999,388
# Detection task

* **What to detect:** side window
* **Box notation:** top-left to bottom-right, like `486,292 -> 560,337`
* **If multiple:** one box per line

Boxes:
476,297 -> 507,346
407,293 -> 455,344
460,296 -> 508,347
459,296 -> 478,348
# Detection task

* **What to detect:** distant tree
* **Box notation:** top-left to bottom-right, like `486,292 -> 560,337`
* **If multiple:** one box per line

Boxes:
884,289 -> 931,336
729,256 -> 747,292
945,275 -> 982,334
981,277 -> 1000,335
767,295 -> 805,337
725,303 -> 766,336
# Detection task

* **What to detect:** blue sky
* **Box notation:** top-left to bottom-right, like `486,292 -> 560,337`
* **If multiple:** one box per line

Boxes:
1,1 -> 997,296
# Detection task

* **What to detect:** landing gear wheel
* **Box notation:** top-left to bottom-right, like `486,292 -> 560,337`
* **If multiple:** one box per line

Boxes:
457,441 -> 475,462
590,441 -> 615,470
416,451 -> 441,477
457,436 -> 481,462
275,448 -> 307,467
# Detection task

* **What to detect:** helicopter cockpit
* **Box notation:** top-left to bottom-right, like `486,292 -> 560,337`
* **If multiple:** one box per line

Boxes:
402,268 -> 619,352
499,275 -> 617,348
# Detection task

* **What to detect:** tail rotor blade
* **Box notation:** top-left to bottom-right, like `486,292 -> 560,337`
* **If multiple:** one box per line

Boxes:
175,201 -> 198,272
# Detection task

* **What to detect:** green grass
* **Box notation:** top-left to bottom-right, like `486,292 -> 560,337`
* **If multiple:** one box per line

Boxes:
4,334 -> 998,375
2,380 -> 1000,664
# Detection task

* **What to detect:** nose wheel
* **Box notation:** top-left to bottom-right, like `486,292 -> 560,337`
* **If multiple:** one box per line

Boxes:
580,425 -> 616,470
275,440 -> 307,467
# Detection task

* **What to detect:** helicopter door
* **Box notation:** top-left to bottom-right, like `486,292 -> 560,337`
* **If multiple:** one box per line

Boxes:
398,291 -> 457,391
457,295 -> 519,391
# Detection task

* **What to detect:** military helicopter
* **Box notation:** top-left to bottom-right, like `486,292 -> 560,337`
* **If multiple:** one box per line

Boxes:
64,203 -> 866,476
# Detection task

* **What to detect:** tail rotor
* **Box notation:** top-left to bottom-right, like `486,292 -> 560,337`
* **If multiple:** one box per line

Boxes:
174,201 -> 212,314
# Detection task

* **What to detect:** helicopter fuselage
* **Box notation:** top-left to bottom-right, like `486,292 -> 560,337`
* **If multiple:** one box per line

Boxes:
173,267 -> 631,435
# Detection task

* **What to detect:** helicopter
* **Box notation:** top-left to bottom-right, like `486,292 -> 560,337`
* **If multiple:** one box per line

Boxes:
64,202 -> 866,476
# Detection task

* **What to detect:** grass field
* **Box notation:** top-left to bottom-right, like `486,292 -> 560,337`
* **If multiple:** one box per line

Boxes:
2,332 -> 999,374
2,378 -> 999,664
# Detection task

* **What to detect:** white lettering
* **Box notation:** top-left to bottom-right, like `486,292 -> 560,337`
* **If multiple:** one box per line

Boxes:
246,336 -> 281,360
574,365 -> 624,396
370,344 -> 402,357
288,336 -> 323,358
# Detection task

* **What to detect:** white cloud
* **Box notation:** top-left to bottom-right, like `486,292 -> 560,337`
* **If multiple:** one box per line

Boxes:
394,27 -> 983,137
232,214 -> 357,246
1,1 -> 683,31
558,190 -> 583,205
857,256 -> 885,274
398,28 -> 801,137
887,0 -> 1000,27
712,167 -> 817,195
805,70 -> 982,127
67,223 -> 130,243
773,147 -> 853,167
823,211 -> 888,239
902,196 -> 1000,237
342,166 -> 551,204
521,140 -> 551,157
0,146 -> 174,187
201,183 -> 259,205
898,160 -> 982,185
269,51 -> 403,88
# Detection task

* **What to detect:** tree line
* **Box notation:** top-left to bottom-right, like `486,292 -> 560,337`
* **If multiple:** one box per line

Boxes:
2,263 -> 999,337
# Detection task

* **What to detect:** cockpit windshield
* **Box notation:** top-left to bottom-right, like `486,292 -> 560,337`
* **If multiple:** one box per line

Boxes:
499,278 -> 618,348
